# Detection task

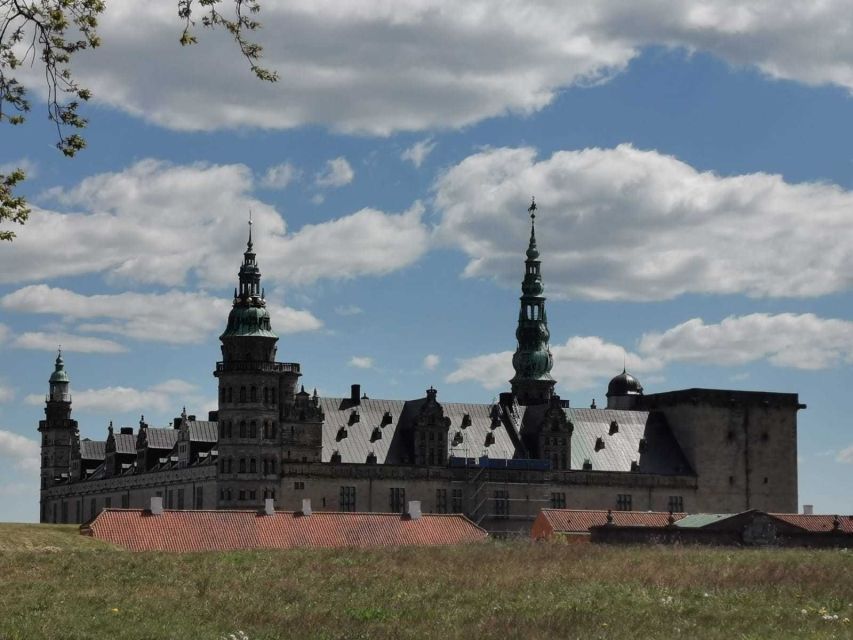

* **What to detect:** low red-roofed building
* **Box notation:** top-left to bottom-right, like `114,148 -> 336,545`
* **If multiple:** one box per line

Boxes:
531,508 -> 686,541
771,513 -> 853,534
81,500 -> 487,552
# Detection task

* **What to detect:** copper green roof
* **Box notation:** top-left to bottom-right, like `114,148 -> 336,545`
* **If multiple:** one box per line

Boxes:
674,514 -> 735,528
221,304 -> 277,339
49,351 -> 70,383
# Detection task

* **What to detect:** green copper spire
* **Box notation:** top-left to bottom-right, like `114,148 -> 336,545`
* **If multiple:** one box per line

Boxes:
49,348 -> 70,384
220,218 -> 277,339
510,197 -> 555,406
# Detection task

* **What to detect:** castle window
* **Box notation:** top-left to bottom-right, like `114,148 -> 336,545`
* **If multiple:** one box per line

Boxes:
264,387 -> 269,404
550,492 -> 566,508
451,489 -> 463,513
263,421 -> 269,439
667,496 -> 683,512
294,481 -> 305,490
227,458 -> 233,473
226,489 -> 232,501
61,501 -> 68,523
251,386 -> 257,402
177,489 -> 184,510
121,494 -> 129,509
240,386 -> 246,402
250,421 -> 257,439
270,388 -> 276,404
616,494 -> 632,511
270,423 -> 276,439
239,458 -> 246,473
249,490 -> 256,500
390,487 -> 406,513
226,422 -> 232,438
250,458 -> 257,473
262,459 -> 268,474
219,387 -> 225,402
239,421 -> 246,438
195,487 -> 203,509
239,490 -> 245,501
340,486 -> 356,512
227,387 -> 232,403
561,452 -> 567,470
435,489 -> 447,513
494,490 -> 509,518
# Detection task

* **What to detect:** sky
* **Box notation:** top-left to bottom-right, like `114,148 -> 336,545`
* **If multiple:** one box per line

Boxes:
1,1 -> 852,521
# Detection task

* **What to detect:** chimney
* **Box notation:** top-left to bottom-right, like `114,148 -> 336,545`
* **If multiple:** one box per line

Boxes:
407,500 -> 422,520
149,496 -> 163,515
264,498 -> 275,516
803,504 -> 814,515
351,384 -> 361,405
301,498 -> 312,516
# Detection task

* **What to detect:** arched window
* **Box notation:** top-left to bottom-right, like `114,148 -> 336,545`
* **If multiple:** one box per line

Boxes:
239,386 -> 246,403
227,388 -> 232,403
264,387 -> 269,404
250,458 -> 257,473
270,388 -> 276,404
251,386 -> 257,402
270,459 -> 276,474
249,421 -> 257,439
226,422 -> 232,438
239,421 -> 246,438
270,423 -> 276,439
239,458 -> 246,473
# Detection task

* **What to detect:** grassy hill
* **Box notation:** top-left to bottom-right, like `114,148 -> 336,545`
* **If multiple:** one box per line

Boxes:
0,524 -> 850,639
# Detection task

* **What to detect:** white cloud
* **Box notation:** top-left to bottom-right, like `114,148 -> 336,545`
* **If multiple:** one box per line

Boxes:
315,157 -> 354,188
639,313 -> 853,370
434,144 -> 853,301
0,430 -> 39,473
448,336 -> 659,392
402,138 -> 437,168
0,158 -> 37,178
837,446 -> 853,464
0,160 -> 429,288
423,354 -> 440,370
0,383 -> 14,403
12,332 -> 126,354
349,356 -> 374,369
17,2 -> 853,135
261,162 -> 299,189
335,305 -> 364,316
25,378 -> 201,414
0,323 -> 8,345
448,312 -> 851,392
1,285 -> 322,343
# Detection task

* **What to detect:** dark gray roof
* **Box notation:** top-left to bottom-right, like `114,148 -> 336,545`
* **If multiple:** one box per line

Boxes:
563,408 -> 690,474
80,439 -> 105,460
188,421 -> 218,443
318,397 -> 519,464
145,428 -> 179,450
114,433 -> 136,455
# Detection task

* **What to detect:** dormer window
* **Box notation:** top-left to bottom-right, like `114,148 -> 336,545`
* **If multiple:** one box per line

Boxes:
609,420 -> 618,435
594,437 -> 605,451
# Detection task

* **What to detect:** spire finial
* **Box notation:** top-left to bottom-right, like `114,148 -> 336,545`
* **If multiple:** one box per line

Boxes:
528,196 -> 536,221
623,354 -> 626,374
247,211 -> 253,251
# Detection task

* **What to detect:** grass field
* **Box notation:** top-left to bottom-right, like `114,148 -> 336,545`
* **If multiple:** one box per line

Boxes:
0,524 -> 850,640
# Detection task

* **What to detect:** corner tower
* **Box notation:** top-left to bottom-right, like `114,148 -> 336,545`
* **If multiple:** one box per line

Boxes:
510,198 -> 556,405
39,350 -> 78,520
214,220 -> 301,508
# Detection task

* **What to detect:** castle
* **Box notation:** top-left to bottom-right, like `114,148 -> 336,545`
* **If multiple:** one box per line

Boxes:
39,203 -> 803,533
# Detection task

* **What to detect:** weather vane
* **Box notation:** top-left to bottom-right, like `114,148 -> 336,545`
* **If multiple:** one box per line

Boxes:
528,196 -> 536,221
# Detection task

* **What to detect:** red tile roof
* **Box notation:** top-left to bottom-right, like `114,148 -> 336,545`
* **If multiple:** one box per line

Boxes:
771,513 -> 853,533
82,509 -> 488,551
533,509 -> 687,538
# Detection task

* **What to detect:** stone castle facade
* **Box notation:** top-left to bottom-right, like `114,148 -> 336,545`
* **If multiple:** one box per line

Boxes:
39,204 -> 803,533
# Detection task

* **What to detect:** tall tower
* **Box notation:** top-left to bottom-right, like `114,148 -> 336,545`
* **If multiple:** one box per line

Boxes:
510,198 -> 556,406
39,350 -> 78,521
214,219 -> 301,507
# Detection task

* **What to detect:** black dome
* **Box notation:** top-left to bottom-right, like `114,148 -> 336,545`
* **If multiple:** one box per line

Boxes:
607,369 -> 643,397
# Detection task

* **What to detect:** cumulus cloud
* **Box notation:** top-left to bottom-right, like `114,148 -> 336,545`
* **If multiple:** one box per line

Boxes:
448,336 -> 658,392
0,323 -> 8,345
0,384 -> 14,403
434,145 -> 853,301
402,138 -> 437,168
639,313 -> 853,370
25,378 -> 203,414
315,157 -> 354,188
837,446 -> 853,464
448,312 -> 852,392
423,354 -> 440,371
349,356 -> 374,369
1,285 -> 321,343
261,162 -> 299,189
17,2 -> 853,135
12,332 -> 126,354
0,430 -> 39,473
0,160 -> 429,289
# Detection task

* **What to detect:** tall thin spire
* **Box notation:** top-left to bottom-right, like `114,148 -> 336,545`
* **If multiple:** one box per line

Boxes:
510,196 -> 555,406
247,211 -> 253,252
